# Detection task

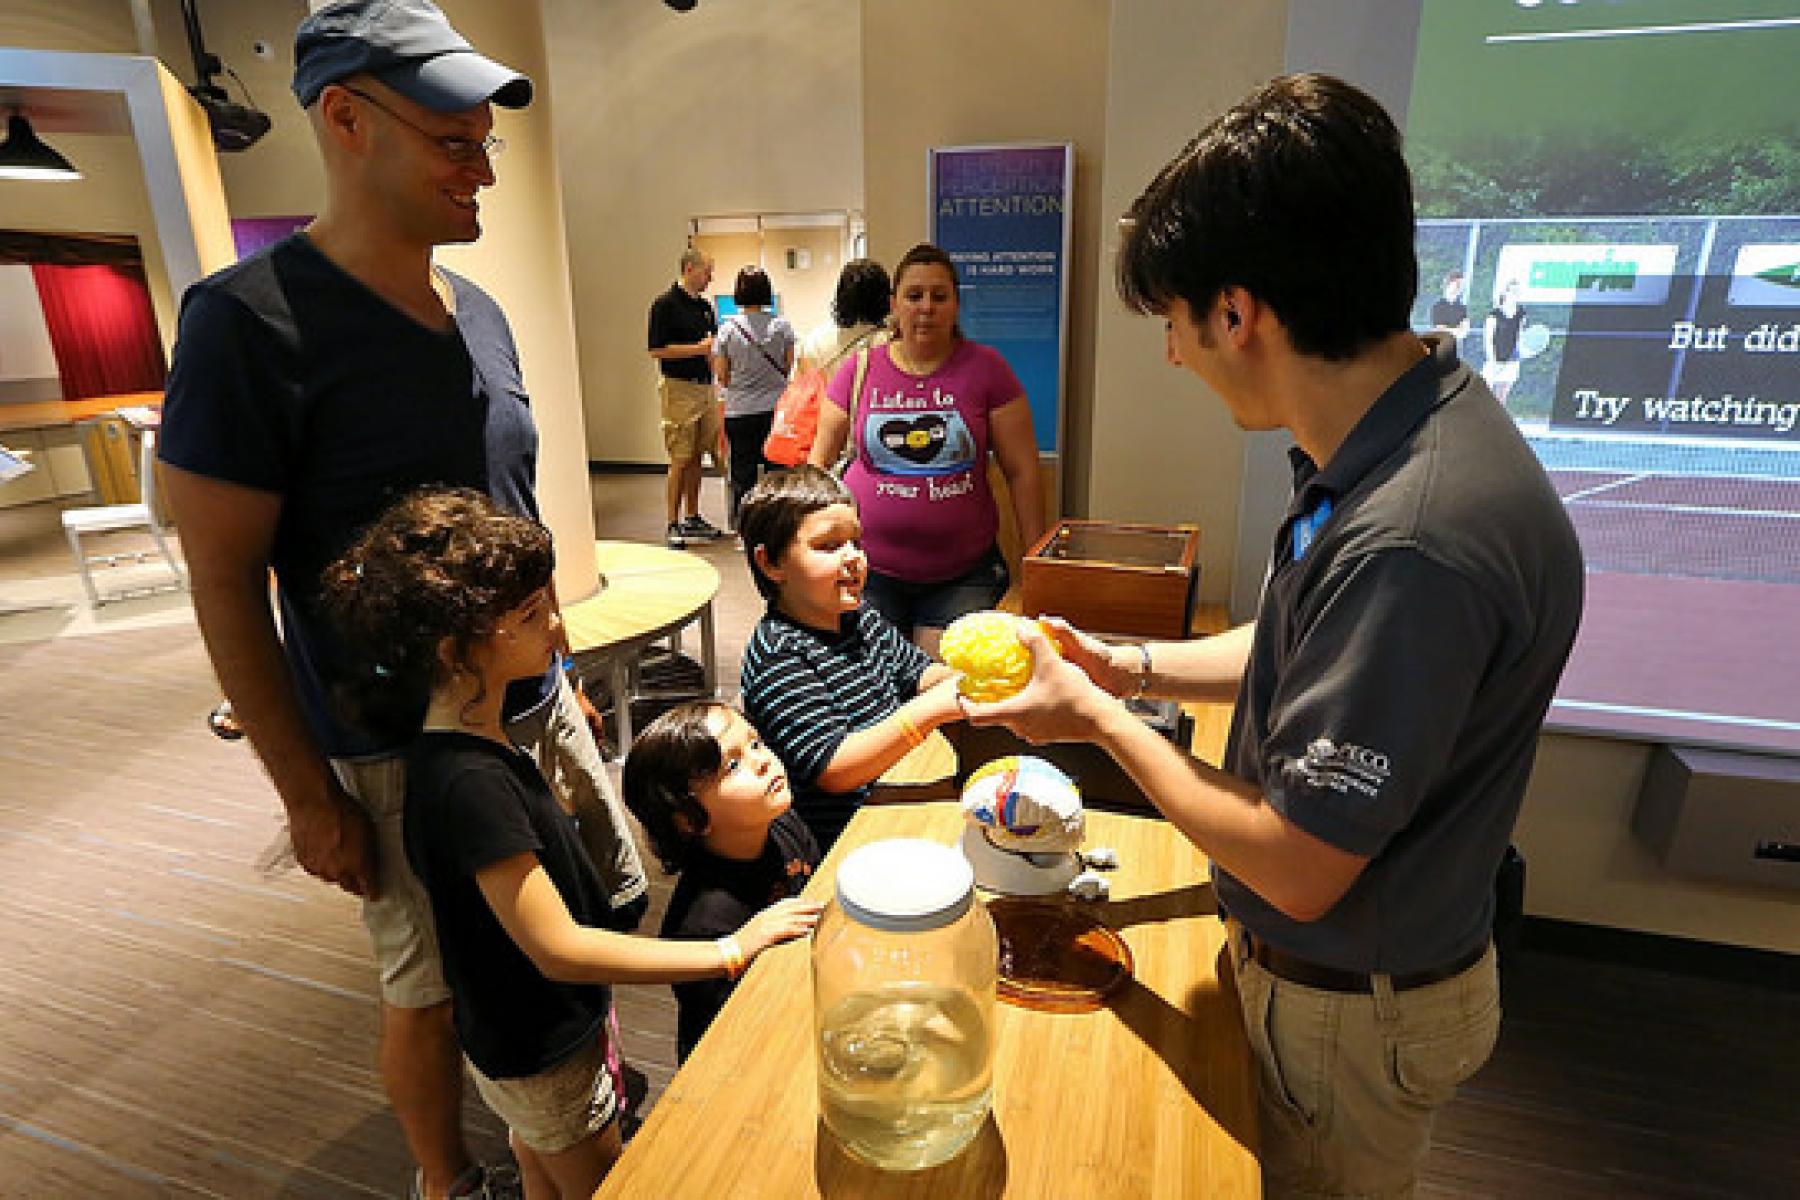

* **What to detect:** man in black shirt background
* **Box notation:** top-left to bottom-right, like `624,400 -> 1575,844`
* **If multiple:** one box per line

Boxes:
1429,268 -> 1469,340
647,248 -> 726,547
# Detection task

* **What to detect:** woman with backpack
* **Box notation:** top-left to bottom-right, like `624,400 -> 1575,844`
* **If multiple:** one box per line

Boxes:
712,266 -> 797,530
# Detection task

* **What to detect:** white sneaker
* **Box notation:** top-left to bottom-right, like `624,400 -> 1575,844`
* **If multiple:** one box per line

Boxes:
410,1163 -> 522,1200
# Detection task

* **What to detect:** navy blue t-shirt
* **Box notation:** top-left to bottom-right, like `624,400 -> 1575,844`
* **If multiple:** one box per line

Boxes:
158,233 -> 551,756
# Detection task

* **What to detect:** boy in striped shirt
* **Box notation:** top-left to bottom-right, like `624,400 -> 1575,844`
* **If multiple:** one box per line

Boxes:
738,467 -> 965,848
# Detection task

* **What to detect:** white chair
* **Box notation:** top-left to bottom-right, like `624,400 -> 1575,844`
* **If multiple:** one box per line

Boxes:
61,427 -> 186,607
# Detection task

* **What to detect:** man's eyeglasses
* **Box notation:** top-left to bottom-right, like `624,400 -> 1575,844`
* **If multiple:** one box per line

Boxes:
342,86 -> 504,165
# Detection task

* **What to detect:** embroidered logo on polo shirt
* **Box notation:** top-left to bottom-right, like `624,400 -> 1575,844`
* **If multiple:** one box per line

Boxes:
1291,737 -> 1391,798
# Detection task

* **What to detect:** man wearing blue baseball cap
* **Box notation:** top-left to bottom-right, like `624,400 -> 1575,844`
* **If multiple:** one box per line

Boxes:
159,4 -> 646,1198
290,0 -> 532,112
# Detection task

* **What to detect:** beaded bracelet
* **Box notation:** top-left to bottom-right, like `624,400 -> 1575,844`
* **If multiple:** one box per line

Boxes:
716,935 -> 747,981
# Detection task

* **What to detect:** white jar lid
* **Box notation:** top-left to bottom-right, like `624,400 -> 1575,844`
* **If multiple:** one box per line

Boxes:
835,838 -> 975,933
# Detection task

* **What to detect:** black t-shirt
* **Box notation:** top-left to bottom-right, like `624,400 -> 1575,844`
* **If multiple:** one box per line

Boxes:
646,282 -> 717,383
158,233 -> 551,757
659,810 -> 820,1060
1219,335 -> 1583,974
1489,305 -> 1527,362
405,731 -> 613,1079
1429,298 -> 1467,330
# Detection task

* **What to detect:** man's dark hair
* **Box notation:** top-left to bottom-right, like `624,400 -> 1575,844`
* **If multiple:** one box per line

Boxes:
621,700 -> 730,874
831,258 -> 891,328
733,265 -> 774,308
738,465 -> 854,601
1116,73 -> 1417,361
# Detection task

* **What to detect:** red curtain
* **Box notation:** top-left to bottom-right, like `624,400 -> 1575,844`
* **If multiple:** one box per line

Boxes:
29,261 -> 167,400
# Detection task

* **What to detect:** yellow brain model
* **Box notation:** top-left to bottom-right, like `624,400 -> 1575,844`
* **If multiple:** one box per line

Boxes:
940,611 -> 1058,702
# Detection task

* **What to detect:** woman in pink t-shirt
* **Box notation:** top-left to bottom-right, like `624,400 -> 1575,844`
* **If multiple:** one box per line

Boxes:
810,243 -> 1046,656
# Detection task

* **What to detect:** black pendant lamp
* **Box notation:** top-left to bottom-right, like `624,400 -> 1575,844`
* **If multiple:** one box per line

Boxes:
0,112 -> 82,182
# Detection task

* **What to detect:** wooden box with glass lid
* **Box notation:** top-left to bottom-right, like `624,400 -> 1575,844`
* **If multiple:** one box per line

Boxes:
1019,519 -> 1200,639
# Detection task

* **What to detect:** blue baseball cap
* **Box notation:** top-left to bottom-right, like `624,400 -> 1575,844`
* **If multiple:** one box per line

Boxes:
292,0 -> 532,112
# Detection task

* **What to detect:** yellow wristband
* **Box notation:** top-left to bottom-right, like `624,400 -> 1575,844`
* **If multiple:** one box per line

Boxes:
895,709 -> 925,749
717,935 -> 746,980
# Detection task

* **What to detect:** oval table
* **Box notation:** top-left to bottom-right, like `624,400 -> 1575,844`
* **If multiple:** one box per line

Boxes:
560,541 -> 721,748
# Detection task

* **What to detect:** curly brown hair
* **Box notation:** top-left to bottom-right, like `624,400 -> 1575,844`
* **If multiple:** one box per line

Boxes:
321,487 -> 554,743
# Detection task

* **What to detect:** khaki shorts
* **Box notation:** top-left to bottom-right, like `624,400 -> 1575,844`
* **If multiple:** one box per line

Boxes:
332,753 -> 447,1009
659,376 -> 722,464
331,673 -> 647,1009
467,1026 -> 619,1154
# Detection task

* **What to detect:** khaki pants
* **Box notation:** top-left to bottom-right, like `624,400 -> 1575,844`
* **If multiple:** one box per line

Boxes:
1226,921 -> 1501,1199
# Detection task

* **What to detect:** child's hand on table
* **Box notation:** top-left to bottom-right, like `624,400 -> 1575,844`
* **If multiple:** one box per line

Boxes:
737,897 -> 827,958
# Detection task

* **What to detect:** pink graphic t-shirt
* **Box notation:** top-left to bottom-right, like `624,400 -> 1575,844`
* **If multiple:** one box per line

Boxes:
825,340 -> 1024,583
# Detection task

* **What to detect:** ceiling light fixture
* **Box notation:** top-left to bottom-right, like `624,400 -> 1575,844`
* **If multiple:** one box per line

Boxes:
0,112 -> 82,182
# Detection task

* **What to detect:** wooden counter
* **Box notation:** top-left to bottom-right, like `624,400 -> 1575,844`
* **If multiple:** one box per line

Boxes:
0,391 -> 162,435
597,801 -> 1260,1199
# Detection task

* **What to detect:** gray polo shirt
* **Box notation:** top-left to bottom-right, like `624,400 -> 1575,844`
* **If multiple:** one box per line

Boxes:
1218,334 -> 1584,975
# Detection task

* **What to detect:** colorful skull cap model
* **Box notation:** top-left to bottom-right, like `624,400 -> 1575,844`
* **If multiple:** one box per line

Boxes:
960,755 -> 1084,853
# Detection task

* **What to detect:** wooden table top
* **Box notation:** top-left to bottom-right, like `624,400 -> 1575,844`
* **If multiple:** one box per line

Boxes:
0,391 -> 162,434
560,541 -> 720,658
597,801 -> 1260,1199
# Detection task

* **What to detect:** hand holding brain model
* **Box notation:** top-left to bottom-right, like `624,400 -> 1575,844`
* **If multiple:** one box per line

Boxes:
939,611 -> 1061,702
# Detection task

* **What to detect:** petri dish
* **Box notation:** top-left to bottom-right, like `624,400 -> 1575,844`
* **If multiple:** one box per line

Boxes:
989,898 -> 1134,1013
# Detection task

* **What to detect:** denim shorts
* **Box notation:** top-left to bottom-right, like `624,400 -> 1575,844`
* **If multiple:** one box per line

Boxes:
864,546 -> 1009,637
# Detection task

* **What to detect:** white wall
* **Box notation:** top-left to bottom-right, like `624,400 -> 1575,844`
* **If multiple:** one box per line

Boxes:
147,0 -> 324,221
861,0 -> 1108,516
0,1 -> 137,52
1517,735 -> 1799,953
433,0 -> 598,599
0,265 -> 60,388
1086,0 -> 1291,605
543,0 -> 865,464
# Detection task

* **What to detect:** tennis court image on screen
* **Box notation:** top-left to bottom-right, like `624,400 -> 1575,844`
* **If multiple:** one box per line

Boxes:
1403,0 -> 1800,755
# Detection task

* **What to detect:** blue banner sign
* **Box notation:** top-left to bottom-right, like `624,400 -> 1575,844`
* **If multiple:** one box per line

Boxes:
928,143 -> 1072,454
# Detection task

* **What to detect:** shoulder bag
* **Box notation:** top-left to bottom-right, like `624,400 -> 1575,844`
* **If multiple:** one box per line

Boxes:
764,327 -> 874,468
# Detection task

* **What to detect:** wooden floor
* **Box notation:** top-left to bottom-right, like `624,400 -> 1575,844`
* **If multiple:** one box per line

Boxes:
0,471 -> 1795,1197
